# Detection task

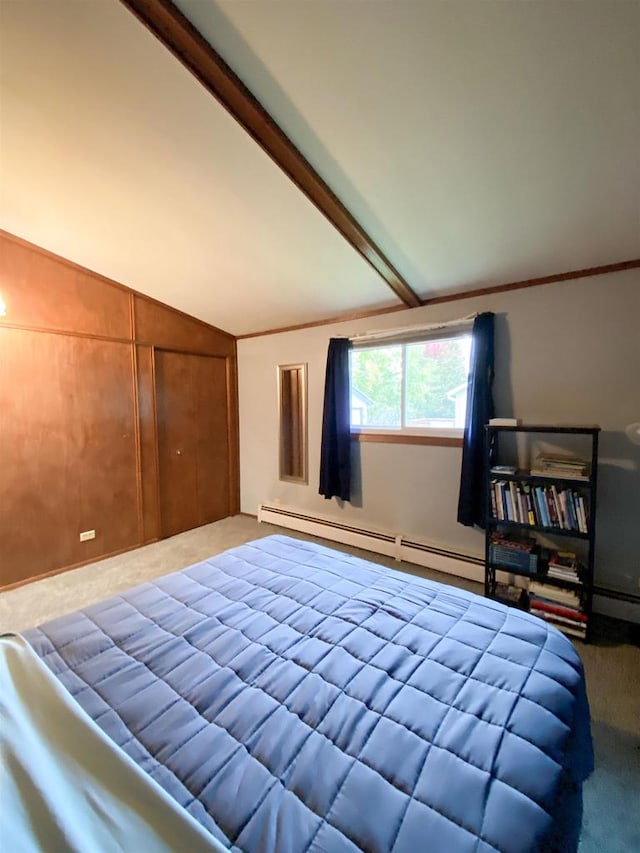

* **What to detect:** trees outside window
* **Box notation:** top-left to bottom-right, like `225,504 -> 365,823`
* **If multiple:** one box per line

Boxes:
350,334 -> 471,432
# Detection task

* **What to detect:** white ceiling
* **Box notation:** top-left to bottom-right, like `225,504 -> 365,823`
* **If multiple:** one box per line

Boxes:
1,0 -> 639,335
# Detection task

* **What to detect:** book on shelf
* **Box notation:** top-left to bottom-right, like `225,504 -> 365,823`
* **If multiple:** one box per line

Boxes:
505,487 -> 515,521
490,533 -> 535,551
491,549 -> 538,572
547,562 -> 577,575
576,495 -> 588,533
493,583 -> 526,606
529,589 -> 580,608
490,465 -> 518,475
535,453 -> 586,467
530,453 -> 589,481
528,581 -> 581,606
533,611 -> 587,638
489,533 -> 540,572
549,551 -> 578,568
529,470 -> 590,482
489,418 -> 521,426
558,489 -> 570,529
532,610 -> 587,629
547,565 -> 581,583
534,486 -> 551,527
529,599 -> 587,622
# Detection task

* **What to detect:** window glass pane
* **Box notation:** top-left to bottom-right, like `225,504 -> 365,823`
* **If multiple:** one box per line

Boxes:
404,335 -> 472,429
350,345 -> 402,428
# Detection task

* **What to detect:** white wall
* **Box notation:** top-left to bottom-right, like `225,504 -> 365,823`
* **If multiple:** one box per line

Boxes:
238,270 -> 640,596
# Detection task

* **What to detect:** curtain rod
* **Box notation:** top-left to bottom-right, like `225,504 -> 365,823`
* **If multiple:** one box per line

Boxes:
343,312 -> 478,344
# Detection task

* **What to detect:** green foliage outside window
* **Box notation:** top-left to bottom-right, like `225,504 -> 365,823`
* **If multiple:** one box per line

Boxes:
351,335 -> 471,428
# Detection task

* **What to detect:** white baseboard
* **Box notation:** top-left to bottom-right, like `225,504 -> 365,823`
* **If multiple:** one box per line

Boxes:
258,504 -> 399,559
258,502 -> 640,623
258,503 -> 488,583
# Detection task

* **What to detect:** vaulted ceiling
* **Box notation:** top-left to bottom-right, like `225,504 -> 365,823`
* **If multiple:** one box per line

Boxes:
1,0 -> 638,335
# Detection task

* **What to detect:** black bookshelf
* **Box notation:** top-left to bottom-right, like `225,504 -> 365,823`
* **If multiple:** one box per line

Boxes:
484,424 -> 600,642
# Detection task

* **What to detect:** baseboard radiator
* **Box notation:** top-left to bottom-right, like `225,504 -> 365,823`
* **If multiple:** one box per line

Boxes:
258,503 -> 486,583
258,503 -> 640,624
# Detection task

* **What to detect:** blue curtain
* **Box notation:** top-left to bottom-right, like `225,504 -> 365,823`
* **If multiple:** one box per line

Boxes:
457,312 -> 495,527
319,338 -> 352,501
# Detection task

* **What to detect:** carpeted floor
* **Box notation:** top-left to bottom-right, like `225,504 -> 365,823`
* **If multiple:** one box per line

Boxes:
1,515 -> 638,852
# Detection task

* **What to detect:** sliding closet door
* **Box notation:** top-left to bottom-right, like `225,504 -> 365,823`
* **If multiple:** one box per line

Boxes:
155,350 -> 230,538
194,353 -> 230,525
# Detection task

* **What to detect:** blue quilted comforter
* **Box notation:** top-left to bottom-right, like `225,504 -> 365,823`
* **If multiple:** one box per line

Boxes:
24,535 -> 593,852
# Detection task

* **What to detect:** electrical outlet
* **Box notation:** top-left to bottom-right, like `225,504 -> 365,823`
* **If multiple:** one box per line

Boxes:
79,529 -> 96,542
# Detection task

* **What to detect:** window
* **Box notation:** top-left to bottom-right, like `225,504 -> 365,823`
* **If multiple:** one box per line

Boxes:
350,332 -> 472,437
278,363 -> 308,483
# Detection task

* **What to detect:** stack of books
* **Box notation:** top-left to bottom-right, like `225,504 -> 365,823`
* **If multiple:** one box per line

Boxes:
528,580 -> 587,639
546,551 -> 582,584
490,533 -> 538,573
530,454 -> 589,481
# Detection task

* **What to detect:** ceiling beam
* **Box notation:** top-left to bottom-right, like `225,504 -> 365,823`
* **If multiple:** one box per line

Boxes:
120,0 -> 422,309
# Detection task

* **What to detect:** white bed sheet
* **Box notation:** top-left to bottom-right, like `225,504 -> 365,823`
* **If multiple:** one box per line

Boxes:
0,634 -> 226,853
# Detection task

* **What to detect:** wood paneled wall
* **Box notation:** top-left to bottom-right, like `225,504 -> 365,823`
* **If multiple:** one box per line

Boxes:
0,230 -> 239,590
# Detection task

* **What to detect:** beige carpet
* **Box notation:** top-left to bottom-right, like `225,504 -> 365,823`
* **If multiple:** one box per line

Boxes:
1,515 -> 638,852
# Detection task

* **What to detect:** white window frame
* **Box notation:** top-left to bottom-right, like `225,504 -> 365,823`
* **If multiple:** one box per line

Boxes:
349,328 -> 472,439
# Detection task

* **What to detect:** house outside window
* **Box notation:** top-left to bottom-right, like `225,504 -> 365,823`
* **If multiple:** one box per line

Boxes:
349,331 -> 472,437
350,387 -> 373,426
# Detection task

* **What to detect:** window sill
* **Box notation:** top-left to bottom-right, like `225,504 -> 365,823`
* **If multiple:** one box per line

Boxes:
351,432 -> 463,448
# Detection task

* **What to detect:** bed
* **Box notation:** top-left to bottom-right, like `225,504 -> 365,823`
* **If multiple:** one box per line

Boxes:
19,534 -> 593,852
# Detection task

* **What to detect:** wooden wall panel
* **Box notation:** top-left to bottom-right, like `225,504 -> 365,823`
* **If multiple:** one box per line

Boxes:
226,350 -> 240,515
134,294 -> 235,356
0,329 -> 140,587
0,230 -> 239,590
136,345 -> 162,543
0,233 -> 131,339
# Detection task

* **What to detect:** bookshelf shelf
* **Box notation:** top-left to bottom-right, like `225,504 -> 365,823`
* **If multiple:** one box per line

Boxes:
484,424 -> 599,642
486,562 -> 590,590
487,424 -> 600,435
490,472 -> 591,487
486,518 -> 590,540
